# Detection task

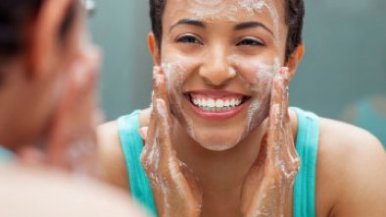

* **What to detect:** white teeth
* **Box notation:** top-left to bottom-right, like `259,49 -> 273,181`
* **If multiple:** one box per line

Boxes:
197,99 -> 202,106
230,99 -> 236,107
208,99 -> 215,108
224,100 -> 230,107
216,99 -> 224,107
191,96 -> 244,110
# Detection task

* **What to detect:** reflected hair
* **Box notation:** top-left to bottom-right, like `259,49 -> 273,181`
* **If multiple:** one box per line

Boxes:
0,0 -> 76,83
149,0 -> 305,62
0,0 -> 75,60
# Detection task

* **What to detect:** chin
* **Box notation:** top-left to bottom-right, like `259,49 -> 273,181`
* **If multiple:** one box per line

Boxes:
197,140 -> 240,152
186,123 -> 248,152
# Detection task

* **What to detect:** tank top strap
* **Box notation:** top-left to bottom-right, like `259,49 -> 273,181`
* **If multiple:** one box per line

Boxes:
292,107 -> 320,217
117,111 -> 158,217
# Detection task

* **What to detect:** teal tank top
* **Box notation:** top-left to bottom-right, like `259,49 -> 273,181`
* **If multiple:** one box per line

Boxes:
118,108 -> 320,217
118,111 -> 158,217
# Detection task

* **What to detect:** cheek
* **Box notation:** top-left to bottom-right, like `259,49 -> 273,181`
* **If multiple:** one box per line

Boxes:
229,56 -> 279,93
161,54 -> 200,91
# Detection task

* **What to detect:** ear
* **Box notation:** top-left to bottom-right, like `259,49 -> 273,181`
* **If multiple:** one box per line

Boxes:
286,43 -> 305,80
26,0 -> 73,79
147,32 -> 161,66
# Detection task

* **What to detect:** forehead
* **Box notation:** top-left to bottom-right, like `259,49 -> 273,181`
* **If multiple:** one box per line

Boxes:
163,0 -> 285,23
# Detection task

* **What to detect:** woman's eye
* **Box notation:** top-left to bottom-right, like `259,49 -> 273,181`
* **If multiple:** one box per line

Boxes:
176,35 -> 202,44
237,38 -> 264,46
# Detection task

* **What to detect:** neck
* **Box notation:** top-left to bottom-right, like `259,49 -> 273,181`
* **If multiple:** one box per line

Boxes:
172,118 -> 270,216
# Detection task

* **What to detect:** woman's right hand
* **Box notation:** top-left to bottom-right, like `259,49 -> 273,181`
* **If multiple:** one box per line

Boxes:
141,66 -> 203,217
45,46 -> 102,177
18,45 -> 102,178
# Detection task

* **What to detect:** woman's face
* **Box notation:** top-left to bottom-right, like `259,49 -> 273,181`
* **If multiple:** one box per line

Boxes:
159,0 -> 288,151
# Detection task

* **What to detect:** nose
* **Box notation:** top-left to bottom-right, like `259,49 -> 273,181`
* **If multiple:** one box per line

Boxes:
199,45 -> 236,86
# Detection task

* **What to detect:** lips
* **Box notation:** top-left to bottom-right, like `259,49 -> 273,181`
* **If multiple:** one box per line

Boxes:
184,91 -> 251,120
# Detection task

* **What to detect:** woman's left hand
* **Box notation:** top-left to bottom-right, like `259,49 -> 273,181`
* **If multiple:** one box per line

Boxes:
241,67 -> 300,217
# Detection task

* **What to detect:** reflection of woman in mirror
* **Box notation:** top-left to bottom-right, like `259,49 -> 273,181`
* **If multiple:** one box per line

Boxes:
0,0 -> 101,173
0,1 -> 147,216
98,0 -> 386,216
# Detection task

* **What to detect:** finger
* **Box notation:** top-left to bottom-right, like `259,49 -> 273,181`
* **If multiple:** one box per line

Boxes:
146,66 -> 171,148
45,55 -> 100,173
269,67 -> 289,116
153,66 -> 169,111
77,45 -> 101,93
66,46 -> 101,129
142,68 -> 162,163
153,65 -> 173,135
268,67 -> 288,133
267,67 -> 290,159
45,63 -> 79,168
139,127 -> 148,140
155,98 -> 173,158
142,67 -> 174,170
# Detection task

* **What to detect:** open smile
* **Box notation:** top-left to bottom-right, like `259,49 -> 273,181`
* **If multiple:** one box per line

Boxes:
184,91 -> 251,121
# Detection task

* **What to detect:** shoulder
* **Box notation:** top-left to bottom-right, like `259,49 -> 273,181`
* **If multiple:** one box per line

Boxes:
97,120 -> 129,190
97,108 -> 151,190
0,164 -> 148,217
316,117 -> 386,217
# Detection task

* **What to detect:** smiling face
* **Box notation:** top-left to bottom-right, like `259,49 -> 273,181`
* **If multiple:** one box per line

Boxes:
151,0 -> 291,151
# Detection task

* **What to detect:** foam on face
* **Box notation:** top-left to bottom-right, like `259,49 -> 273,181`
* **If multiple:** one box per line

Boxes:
161,55 -> 281,150
229,55 -> 285,135
161,59 -> 197,141
175,0 -> 281,47
161,0 -> 286,150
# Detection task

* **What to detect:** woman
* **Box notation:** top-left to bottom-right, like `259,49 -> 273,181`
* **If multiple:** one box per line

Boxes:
98,0 -> 386,216
0,0 -> 100,173
0,1 -> 148,216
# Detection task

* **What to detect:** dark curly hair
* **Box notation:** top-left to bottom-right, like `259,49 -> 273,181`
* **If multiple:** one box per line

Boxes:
149,0 -> 304,62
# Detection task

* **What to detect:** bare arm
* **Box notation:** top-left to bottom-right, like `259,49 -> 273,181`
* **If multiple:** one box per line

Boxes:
97,122 -> 130,191
0,164 -> 148,217
336,135 -> 386,217
318,121 -> 386,217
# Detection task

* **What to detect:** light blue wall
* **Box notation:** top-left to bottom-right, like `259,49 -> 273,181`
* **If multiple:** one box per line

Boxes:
291,0 -> 386,118
89,0 -> 152,120
90,0 -> 386,120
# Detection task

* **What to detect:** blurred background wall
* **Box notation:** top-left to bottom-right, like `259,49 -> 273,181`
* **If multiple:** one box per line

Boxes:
89,0 -> 386,143
89,0 -> 152,120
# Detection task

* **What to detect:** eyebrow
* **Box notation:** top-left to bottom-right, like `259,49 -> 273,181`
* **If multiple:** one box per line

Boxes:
169,19 -> 206,32
169,19 -> 274,36
234,21 -> 273,35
